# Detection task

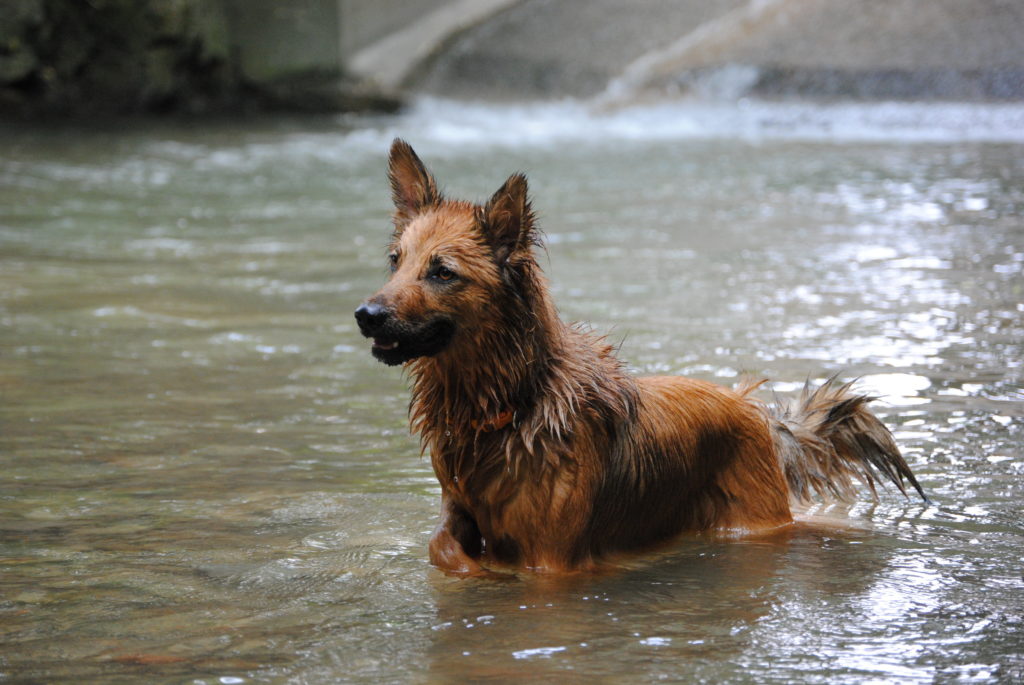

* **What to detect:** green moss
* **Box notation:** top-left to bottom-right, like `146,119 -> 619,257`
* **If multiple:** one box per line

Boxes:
0,0 -> 237,116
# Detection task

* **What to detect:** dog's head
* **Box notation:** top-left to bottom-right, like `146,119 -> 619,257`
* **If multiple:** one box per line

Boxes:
355,139 -> 541,366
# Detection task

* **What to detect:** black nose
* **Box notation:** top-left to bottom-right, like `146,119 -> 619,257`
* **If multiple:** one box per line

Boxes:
355,302 -> 389,333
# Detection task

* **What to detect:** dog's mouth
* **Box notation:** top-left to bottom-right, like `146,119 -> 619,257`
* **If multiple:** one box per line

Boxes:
364,317 -> 455,366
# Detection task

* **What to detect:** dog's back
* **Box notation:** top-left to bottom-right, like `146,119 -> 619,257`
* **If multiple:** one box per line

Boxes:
630,377 -> 793,530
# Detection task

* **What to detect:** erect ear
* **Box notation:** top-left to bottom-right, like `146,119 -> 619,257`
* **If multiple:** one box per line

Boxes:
387,138 -> 439,226
483,173 -> 534,264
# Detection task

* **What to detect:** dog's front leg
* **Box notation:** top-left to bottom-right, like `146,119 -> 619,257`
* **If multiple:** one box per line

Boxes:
428,495 -> 490,576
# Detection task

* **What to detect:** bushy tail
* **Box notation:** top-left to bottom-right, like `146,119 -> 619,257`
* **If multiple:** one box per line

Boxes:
765,377 -> 927,503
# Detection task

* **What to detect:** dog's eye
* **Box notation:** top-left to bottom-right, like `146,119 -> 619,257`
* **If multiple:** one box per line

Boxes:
433,266 -> 456,282
388,252 -> 399,271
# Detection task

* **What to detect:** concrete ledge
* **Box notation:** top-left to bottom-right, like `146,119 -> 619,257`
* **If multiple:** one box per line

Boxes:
605,0 -> 1024,104
415,0 -> 1024,104
347,0 -> 522,92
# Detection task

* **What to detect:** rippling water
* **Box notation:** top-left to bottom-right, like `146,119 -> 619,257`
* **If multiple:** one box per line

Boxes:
2,100 -> 1023,683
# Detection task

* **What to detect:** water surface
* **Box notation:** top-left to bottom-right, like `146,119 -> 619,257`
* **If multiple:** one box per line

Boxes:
2,100 -> 1023,682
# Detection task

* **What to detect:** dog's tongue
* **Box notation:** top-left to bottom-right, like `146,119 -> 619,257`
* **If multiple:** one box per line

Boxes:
374,339 -> 398,350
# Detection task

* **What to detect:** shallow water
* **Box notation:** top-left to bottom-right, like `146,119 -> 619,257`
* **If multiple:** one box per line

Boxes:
2,100 -> 1023,683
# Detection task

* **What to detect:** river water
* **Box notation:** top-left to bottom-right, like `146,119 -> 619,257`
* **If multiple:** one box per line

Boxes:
2,99 -> 1023,683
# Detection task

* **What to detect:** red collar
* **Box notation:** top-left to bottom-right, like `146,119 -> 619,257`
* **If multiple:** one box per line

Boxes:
471,410 -> 515,432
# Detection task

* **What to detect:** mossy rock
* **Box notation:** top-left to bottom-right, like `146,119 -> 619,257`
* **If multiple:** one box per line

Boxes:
0,48 -> 36,84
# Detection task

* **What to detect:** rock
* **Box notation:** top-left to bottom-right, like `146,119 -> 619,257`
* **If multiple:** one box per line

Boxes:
143,45 -> 180,103
48,16 -> 95,80
0,48 -> 36,84
189,2 -> 231,63
0,0 -> 44,41
151,0 -> 191,40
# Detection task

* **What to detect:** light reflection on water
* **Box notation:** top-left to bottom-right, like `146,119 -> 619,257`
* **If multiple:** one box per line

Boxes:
1,101 -> 1023,682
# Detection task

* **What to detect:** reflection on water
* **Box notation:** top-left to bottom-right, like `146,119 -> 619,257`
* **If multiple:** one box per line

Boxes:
1,100 -> 1022,682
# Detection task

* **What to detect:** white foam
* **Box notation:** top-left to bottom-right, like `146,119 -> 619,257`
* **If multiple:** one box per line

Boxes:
333,97 -> 1024,156
91,97 -> 1024,183
512,645 -> 567,659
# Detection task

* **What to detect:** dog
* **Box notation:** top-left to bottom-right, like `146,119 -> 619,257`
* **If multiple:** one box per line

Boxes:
355,138 -> 926,575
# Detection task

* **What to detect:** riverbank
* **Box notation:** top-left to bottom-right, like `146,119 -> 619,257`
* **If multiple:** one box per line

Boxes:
0,0 -> 402,120
3,0 -> 1023,120
0,0 -> 236,118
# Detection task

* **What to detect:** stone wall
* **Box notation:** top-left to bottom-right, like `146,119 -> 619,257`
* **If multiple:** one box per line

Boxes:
0,0 -> 241,117
0,0 -> 420,118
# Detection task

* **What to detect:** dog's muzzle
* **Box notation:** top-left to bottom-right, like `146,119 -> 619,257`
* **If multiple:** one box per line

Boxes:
354,301 -> 455,365
354,301 -> 390,336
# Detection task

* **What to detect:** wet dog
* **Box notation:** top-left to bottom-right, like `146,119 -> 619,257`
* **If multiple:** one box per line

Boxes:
355,139 -> 925,575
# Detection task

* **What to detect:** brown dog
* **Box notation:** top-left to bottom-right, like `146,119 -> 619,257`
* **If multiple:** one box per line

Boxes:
355,139 -> 926,575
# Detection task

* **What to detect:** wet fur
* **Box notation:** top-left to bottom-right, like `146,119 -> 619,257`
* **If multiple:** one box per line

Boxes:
357,139 -> 926,574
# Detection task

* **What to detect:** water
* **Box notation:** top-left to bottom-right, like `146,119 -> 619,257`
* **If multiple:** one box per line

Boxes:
2,99 -> 1023,683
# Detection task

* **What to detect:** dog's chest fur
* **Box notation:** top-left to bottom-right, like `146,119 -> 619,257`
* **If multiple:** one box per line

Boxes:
430,422 -> 593,567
